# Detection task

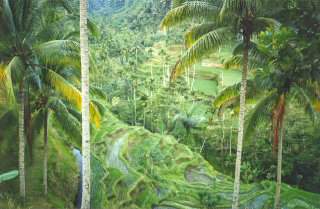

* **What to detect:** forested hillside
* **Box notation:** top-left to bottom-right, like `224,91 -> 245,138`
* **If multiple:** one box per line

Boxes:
0,0 -> 319,208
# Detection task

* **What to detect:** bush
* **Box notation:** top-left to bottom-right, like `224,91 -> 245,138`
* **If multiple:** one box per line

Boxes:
198,191 -> 222,208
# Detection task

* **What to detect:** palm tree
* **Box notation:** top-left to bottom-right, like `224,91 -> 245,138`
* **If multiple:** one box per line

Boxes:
170,105 -> 205,135
80,0 -> 91,207
30,63 -> 102,196
214,27 -> 318,208
161,1 -> 279,207
34,5 -> 100,196
0,0 -> 78,198
0,0 -> 99,198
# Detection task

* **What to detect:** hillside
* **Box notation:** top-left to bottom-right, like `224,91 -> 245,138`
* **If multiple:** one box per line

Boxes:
90,110 -> 320,208
1,0 -> 319,209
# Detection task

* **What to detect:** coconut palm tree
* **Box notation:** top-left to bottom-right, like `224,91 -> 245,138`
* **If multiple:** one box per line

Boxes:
161,1 -> 279,207
214,27 -> 319,208
0,0 -> 79,198
0,0 -> 99,198
79,0 -> 91,207
170,105 -> 205,135
29,62 -> 103,196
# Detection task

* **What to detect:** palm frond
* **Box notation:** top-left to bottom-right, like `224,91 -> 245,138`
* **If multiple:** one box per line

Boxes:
31,106 -> 44,138
161,1 -> 219,30
253,17 -> 281,34
51,100 -> 81,146
184,22 -> 217,48
244,90 -> 277,140
0,107 -> 17,136
63,30 -> 80,40
90,100 -> 106,117
291,83 -> 315,125
232,41 -> 259,56
171,0 -> 186,9
217,95 -> 240,116
220,0 -> 262,18
66,107 -> 81,122
171,27 -> 231,80
33,14 -> 78,42
90,86 -> 106,100
224,54 -> 264,70
2,57 -> 24,104
88,18 -> 99,38
0,63 -> 6,86
32,12 -> 98,42
0,68 -> 14,105
34,0 -> 74,14
172,113 -> 205,131
27,68 -> 42,91
89,51 -> 98,73
47,69 -> 101,127
25,0 -> 75,38
223,55 -> 242,69
1,0 -> 17,36
6,56 -> 25,77
213,80 -> 256,116
213,82 -> 241,109
35,40 -> 80,68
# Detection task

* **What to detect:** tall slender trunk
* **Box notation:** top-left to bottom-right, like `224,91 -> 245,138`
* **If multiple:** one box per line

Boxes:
232,33 -> 249,209
150,92 -> 153,131
27,85 -> 33,165
133,87 -> 136,125
80,0 -> 91,208
43,109 -> 49,196
221,113 -> 225,154
143,108 -> 146,128
230,123 -> 233,155
274,123 -> 284,209
19,81 -> 25,198
191,65 -> 196,91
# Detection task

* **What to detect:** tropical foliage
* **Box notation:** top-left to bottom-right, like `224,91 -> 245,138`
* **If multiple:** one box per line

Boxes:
0,0 -> 319,208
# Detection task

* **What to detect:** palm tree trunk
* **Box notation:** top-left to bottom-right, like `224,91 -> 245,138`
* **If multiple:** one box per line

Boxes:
19,81 -> 26,198
274,123 -> 284,209
221,113 -> 225,154
143,108 -> 146,128
191,64 -> 196,91
27,85 -> 33,165
229,123 -> 233,155
43,109 -> 49,196
80,0 -> 91,208
232,33 -> 249,209
133,87 -> 136,125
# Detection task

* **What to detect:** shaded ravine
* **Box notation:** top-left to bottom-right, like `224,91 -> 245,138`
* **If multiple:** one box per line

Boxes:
88,112 -> 320,209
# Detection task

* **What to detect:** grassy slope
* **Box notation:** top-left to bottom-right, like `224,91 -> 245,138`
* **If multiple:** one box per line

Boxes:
90,110 -> 320,209
0,129 -> 78,209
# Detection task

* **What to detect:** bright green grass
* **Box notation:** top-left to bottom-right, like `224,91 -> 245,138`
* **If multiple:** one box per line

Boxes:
194,63 -> 242,86
193,78 -> 218,96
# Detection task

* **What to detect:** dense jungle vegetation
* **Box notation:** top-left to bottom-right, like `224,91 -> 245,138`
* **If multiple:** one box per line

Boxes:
0,0 -> 319,208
